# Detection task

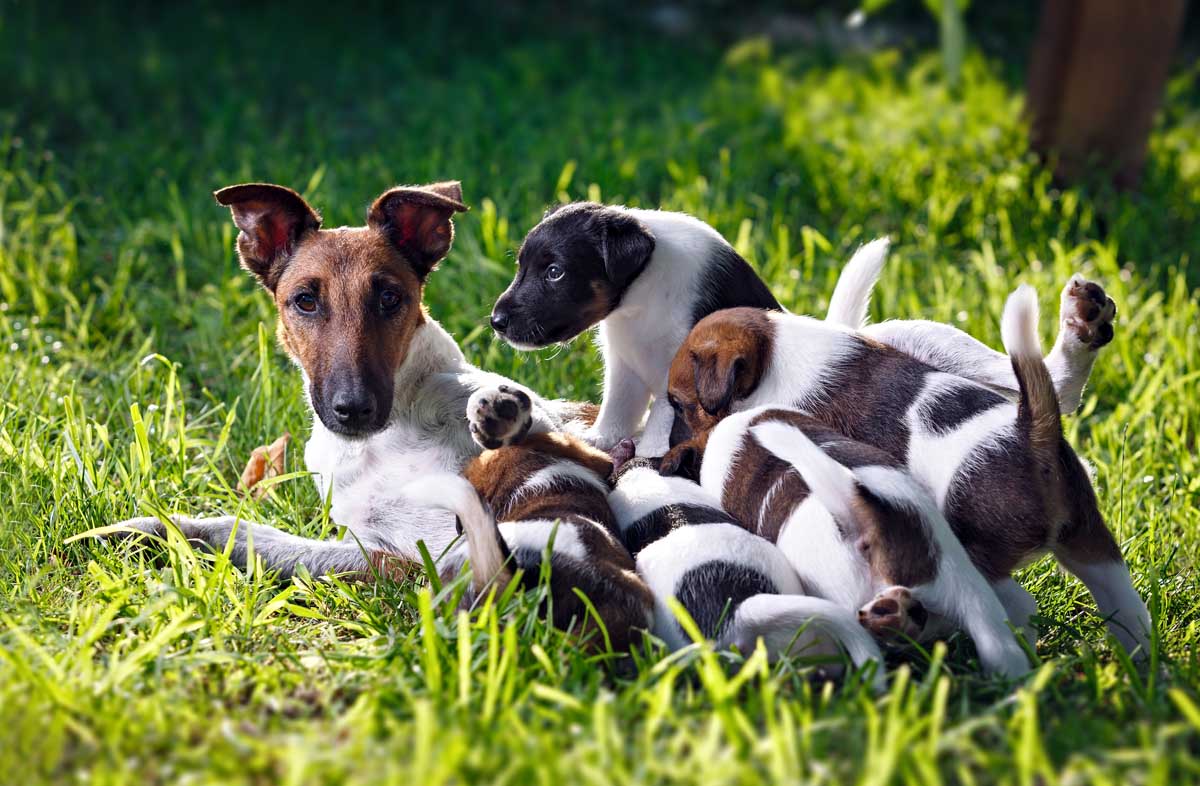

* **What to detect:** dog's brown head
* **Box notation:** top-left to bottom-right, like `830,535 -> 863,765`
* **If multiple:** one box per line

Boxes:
215,181 -> 468,438
660,307 -> 774,476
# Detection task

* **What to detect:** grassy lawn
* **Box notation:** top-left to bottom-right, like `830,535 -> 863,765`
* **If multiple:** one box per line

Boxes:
2,3 -> 1199,783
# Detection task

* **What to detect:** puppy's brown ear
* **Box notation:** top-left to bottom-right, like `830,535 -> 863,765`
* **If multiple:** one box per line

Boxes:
368,181 -> 469,279
592,210 -> 655,289
214,184 -> 322,290
659,440 -> 702,481
693,345 -> 744,416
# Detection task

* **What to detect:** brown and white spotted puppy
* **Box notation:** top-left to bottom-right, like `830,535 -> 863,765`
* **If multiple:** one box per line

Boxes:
406,389 -> 653,653
662,286 -> 1151,661
693,407 -> 1028,677
114,182 -> 595,579
607,443 -> 885,687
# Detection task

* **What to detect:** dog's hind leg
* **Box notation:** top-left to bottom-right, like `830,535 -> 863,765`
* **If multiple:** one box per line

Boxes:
113,515 -> 375,579
861,275 -> 1116,413
1052,453 -> 1152,658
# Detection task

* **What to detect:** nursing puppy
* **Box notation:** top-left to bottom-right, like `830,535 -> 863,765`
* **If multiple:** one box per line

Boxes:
662,289 -> 1151,659
489,202 -> 1112,456
405,418 -> 653,653
114,183 -> 594,578
607,445 -> 884,685
693,408 -> 1028,677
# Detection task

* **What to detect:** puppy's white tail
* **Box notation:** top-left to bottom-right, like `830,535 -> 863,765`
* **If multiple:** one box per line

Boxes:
1001,285 -> 1061,468
402,474 -> 511,595
826,238 -> 890,329
724,594 -> 885,691
750,422 -> 859,529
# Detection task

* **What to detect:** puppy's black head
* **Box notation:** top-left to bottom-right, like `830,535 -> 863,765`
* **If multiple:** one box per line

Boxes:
490,203 -> 655,348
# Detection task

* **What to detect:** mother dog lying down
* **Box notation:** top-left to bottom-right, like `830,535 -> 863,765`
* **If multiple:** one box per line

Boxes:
660,293 -> 1151,659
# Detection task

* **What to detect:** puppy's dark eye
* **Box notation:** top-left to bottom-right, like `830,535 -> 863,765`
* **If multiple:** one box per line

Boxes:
546,264 -> 565,282
380,289 -> 402,314
293,292 -> 318,314
667,394 -> 681,411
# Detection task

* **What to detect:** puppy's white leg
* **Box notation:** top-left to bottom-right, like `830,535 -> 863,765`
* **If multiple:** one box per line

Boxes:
1057,557 -> 1152,657
1043,275 -> 1117,412
635,396 -> 675,458
862,276 -> 1114,413
587,351 -> 651,450
992,577 -> 1039,645
111,516 -> 374,579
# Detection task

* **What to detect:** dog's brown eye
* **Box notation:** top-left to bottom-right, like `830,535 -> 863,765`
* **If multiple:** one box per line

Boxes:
546,264 -> 565,282
293,292 -> 318,314
380,290 -> 402,313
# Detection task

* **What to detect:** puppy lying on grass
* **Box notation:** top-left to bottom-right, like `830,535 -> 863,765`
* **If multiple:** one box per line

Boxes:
661,286 -> 1150,661
404,386 -> 652,653
607,440 -> 884,687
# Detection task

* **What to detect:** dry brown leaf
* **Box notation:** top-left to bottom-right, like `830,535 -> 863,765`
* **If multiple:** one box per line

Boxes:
239,432 -> 291,499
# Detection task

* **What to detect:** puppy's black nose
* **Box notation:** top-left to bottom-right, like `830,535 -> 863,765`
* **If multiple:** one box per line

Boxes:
332,391 -> 376,428
490,310 -> 510,334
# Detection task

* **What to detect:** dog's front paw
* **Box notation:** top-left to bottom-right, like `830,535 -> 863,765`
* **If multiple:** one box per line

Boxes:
1060,275 -> 1116,351
467,385 -> 532,449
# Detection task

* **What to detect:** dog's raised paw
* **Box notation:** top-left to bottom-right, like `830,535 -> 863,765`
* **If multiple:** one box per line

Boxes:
467,384 -> 533,449
1061,275 -> 1116,350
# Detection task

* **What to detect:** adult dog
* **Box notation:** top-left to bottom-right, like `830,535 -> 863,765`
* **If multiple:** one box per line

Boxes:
116,182 -> 593,578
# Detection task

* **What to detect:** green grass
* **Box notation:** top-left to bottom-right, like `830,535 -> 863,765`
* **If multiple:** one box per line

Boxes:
2,3 -> 1200,783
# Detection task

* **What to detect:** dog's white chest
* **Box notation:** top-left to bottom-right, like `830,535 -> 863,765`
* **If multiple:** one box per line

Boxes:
305,419 -> 464,532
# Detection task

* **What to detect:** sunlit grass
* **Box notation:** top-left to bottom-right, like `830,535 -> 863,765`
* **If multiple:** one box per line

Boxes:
1,4 -> 1198,783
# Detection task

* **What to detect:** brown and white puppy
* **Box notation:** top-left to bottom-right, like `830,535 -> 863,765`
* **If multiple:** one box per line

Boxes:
114,183 -> 593,578
406,392 -> 653,653
663,286 -> 1151,660
691,407 -> 1028,677
607,444 -> 885,687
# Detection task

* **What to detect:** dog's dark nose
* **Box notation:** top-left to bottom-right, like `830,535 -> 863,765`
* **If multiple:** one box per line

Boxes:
332,390 -> 376,428
490,309 -> 510,334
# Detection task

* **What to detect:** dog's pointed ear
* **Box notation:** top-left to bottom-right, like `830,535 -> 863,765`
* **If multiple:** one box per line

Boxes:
368,181 -> 468,279
593,210 -> 654,290
214,184 -> 322,290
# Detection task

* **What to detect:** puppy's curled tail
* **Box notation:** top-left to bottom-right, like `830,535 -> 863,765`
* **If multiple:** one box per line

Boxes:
723,594 -> 885,692
826,238 -> 890,329
1001,285 -> 1062,470
403,474 -> 512,596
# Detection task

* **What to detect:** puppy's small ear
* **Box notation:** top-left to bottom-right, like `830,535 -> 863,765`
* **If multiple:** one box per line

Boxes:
659,441 -> 701,481
693,347 -> 745,416
369,181 -> 469,279
214,184 -> 322,290
593,210 -> 654,290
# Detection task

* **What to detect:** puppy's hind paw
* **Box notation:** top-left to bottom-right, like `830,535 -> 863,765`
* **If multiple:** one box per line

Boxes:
467,384 -> 533,449
1060,275 -> 1116,351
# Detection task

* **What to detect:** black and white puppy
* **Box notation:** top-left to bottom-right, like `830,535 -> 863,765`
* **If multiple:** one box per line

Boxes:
489,203 -> 1110,458
607,443 -> 884,686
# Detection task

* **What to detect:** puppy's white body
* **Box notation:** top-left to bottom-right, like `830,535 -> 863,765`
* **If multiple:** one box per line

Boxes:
591,210 -> 743,455
609,464 -> 883,684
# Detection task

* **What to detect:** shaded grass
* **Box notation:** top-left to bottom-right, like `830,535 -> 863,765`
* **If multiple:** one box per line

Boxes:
1,3 -> 1199,783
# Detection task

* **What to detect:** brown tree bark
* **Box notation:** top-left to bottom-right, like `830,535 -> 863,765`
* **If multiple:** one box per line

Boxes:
1026,0 -> 1188,189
